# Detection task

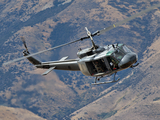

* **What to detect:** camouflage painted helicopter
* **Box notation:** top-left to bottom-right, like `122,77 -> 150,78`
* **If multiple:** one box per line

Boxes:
3,4 -> 160,85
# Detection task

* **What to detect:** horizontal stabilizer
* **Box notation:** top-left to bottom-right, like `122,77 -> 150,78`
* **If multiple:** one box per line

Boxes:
59,56 -> 68,61
42,67 -> 55,76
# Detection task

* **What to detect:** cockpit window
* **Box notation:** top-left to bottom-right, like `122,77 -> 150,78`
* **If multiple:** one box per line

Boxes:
111,45 -> 131,62
112,49 -> 124,61
122,45 -> 132,53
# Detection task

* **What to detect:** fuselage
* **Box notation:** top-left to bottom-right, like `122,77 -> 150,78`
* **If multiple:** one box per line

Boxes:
35,43 -> 138,77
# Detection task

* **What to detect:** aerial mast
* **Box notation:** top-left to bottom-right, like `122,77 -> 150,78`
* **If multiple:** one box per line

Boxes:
85,27 -> 98,49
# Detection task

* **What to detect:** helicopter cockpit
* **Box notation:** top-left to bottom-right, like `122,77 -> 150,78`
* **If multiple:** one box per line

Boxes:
111,44 -> 134,61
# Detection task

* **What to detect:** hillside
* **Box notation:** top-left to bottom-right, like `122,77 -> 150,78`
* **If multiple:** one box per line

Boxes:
1,0 -> 160,120
0,106 -> 46,120
70,37 -> 160,120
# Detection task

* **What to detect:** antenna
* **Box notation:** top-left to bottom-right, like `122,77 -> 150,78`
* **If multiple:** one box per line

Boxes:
85,27 -> 98,49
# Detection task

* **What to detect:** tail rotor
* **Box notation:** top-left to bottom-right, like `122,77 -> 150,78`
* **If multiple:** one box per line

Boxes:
20,36 -> 30,55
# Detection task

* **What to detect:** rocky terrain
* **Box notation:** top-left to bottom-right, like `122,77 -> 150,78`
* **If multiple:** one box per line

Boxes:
1,0 -> 160,120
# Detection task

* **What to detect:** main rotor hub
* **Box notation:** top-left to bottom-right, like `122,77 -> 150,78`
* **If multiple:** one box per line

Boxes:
77,46 -> 105,59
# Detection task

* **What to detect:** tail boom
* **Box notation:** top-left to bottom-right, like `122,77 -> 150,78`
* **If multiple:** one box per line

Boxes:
23,50 -> 41,65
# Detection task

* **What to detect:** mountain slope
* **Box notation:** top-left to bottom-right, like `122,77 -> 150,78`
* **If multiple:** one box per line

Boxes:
1,0 -> 160,120
0,105 -> 46,120
70,31 -> 160,120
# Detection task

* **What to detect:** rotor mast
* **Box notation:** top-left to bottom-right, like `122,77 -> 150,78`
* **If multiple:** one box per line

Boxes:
85,27 -> 98,49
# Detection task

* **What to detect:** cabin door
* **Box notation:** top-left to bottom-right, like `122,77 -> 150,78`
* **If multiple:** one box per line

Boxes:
102,57 -> 112,72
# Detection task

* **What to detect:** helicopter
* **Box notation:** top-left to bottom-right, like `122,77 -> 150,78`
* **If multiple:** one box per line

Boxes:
3,3 -> 160,85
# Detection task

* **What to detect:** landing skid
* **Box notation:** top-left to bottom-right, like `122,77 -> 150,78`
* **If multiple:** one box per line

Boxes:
92,72 -> 120,85
131,63 -> 139,68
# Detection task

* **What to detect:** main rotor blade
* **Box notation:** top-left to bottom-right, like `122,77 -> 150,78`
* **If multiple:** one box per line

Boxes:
3,3 -> 160,66
2,36 -> 89,66
94,3 -> 160,36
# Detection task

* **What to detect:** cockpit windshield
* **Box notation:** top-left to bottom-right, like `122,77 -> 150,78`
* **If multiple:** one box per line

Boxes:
111,45 -> 132,62
121,45 -> 132,53
112,49 -> 125,61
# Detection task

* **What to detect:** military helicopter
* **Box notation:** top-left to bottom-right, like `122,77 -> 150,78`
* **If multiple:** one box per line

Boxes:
3,3 -> 160,85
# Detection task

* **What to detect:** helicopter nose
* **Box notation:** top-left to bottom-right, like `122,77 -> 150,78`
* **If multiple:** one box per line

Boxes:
118,53 -> 138,68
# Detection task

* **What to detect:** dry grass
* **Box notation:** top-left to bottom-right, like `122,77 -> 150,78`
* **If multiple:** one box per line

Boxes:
0,106 -> 46,120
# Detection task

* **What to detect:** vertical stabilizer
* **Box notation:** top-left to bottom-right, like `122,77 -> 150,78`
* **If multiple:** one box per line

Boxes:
21,36 -> 41,65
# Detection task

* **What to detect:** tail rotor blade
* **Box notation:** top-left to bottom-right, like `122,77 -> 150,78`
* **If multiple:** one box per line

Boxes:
20,36 -> 28,51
